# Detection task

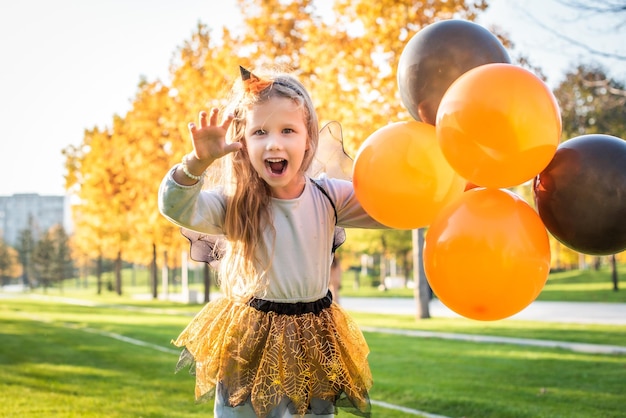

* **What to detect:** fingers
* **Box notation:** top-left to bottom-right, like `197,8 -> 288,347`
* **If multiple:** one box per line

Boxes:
189,108 -> 214,134
196,107 -> 221,128
188,108 -> 231,139
199,110 -> 208,128
208,107 -> 219,126
221,113 -> 235,130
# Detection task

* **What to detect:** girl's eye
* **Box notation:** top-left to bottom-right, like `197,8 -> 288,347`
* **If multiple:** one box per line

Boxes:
282,128 -> 294,134
254,129 -> 266,136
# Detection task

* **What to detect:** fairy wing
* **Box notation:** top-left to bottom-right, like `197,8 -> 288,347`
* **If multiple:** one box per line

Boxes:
308,120 -> 353,254
308,121 -> 354,181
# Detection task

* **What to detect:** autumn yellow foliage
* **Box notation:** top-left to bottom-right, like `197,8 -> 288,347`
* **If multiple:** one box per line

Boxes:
68,1 -> 580,276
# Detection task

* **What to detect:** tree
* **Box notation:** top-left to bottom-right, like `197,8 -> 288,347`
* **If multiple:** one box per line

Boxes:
15,225 -> 35,288
49,225 -> 73,293
64,127 -> 115,295
29,225 -> 73,292
555,64 -> 626,139
0,239 -> 20,286
308,0 -> 491,154
611,254 -> 619,291
0,239 -> 12,286
32,231 -> 55,291
120,79 -> 187,299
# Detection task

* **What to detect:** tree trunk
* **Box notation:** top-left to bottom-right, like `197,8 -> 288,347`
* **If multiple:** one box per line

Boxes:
611,254 -> 619,291
413,228 -> 431,319
115,250 -> 122,295
96,255 -> 103,295
83,265 -> 88,288
151,243 -> 158,299
379,255 -> 387,290
402,251 -> 409,287
21,266 -> 30,289
162,250 -> 169,300
593,256 -> 601,271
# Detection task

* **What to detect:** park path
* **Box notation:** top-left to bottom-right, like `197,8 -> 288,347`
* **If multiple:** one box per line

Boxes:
340,297 -> 626,325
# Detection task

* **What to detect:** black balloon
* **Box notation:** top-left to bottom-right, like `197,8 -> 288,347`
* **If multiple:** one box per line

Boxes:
397,19 -> 510,125
533,134 -> 626,255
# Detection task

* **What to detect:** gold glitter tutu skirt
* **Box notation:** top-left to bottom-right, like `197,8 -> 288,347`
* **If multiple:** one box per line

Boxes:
173,294 -> 372,417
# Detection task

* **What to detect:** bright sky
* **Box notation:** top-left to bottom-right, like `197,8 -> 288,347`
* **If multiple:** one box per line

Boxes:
1,0 -> 624,196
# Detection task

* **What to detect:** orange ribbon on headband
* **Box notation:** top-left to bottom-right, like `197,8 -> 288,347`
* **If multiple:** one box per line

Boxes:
240,66 -> 272,94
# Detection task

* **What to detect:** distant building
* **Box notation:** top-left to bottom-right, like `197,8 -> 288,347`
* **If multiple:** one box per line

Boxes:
0,193 -> 69,246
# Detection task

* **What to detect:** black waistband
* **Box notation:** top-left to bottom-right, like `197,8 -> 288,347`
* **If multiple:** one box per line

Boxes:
247,290 -> 333,315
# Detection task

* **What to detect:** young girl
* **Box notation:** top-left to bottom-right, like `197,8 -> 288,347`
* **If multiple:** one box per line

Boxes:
158,66 -> 386,417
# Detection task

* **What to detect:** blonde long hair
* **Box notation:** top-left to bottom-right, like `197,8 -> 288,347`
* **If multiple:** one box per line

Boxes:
216,68 -> 319,299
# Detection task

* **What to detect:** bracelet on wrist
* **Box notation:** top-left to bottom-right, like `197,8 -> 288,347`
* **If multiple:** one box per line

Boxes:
181,155 -> 206,181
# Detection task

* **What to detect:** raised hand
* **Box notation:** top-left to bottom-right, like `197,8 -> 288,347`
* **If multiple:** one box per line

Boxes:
175,108 -> 242,185
188,108 -> 242,163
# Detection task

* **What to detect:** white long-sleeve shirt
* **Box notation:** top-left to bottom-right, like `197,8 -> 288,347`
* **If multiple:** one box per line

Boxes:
158,168 -> 386,303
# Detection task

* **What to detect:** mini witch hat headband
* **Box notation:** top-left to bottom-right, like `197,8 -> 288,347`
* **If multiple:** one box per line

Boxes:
239,66 -> 304,97
240,66 -> 272,94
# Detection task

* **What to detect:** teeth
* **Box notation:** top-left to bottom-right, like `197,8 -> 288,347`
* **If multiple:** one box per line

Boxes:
266,158 -> 285,162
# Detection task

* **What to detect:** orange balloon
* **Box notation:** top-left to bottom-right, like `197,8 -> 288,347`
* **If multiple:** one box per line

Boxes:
353,121 -> 465,229
423,188 -> 551,321
436,63 -> 561,189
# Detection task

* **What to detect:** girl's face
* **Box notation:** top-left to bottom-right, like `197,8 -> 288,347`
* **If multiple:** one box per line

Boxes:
245,96 -> 310,199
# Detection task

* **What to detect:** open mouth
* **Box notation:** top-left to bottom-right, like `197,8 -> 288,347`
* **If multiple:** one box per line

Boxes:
266,158 -> 288,175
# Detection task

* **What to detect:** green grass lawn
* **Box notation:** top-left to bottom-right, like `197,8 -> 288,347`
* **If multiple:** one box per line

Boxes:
339,264 -> 626,303
1,296 -> 624,418
537,268 -> 624,302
